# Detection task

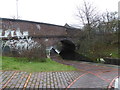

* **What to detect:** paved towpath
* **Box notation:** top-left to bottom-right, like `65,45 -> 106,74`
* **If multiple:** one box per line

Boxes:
52,56 -> 119,89
0,56 -> 119,89
1,71 -> 83,89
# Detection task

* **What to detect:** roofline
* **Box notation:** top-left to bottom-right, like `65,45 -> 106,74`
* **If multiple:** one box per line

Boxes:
0,18 -> 81,30
0,18 -> 66,28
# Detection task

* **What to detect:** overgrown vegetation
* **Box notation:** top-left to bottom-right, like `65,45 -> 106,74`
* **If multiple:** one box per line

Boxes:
18,44 -> 46,62
2,56 -> 77,72
75,0 -> 119,62
2,42 -> 46,62
77,32 -> 118,61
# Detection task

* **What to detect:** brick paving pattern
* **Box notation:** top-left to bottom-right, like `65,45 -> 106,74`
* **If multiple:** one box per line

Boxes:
1,71 -> 83,89
70,73 -> 109,88
52,56 -> 119,89
0,56 -> 119,89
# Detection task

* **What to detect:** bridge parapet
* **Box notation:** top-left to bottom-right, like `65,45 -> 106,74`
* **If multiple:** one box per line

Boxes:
0,18 -> 81,57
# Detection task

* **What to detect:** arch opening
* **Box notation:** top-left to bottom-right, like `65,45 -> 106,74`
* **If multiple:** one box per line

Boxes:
49,39 -> 91,62
59,40 -> 76,59
59,40 -> 91,61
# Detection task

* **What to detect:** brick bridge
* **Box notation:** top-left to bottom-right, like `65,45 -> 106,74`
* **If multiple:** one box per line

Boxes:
0,18 -> 81,57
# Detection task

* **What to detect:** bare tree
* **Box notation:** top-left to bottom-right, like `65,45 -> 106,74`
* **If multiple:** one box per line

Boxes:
100,11 -> 118,33
76,0 -> 99,37
76,1 -> 98,27
75,1 -> 118,61
10,15 -> 21,19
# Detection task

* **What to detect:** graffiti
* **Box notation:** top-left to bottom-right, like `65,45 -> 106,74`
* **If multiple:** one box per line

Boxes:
3,37 -> 38,50
1,28 -> 38,52
0,28 -> 28,38
36,24 -> 41,30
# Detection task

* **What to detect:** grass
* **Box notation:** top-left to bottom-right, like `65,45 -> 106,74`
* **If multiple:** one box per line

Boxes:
86,46 -> 119,61
2,56 -> 77,72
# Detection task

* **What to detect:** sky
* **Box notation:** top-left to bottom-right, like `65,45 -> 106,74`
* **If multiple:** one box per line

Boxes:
0,0 -> 119,26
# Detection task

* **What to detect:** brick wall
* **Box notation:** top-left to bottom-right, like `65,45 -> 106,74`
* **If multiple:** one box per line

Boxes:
0,18 -> 81,48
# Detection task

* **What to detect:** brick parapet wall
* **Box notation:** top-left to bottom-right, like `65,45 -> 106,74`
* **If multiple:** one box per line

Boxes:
0,18 -> 81,47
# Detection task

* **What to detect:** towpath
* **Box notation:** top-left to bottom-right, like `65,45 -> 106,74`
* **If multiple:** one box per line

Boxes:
52,56 -> 119,89
0,56 -> 119,89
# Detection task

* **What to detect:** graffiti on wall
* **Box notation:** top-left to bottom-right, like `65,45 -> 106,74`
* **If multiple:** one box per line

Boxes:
0,28 -> 38,51
0,28 -> 28,38
3,37 -> 38,50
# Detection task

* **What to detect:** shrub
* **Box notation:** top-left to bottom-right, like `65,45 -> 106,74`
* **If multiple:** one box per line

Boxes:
76,32 -> 118,62
19,44 -> 46,62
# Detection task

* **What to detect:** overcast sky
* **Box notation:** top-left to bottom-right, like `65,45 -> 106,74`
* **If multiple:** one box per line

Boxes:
0,0 -> 119,26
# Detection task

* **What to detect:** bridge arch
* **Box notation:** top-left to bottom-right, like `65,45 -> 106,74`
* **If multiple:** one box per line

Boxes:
47,39 -> 77,59
1,18 -> 81,59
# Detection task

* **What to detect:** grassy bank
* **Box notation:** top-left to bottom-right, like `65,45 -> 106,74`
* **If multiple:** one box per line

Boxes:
2,56 -> 77,72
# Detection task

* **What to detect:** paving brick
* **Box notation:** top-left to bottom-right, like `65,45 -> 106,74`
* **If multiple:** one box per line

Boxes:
2,71 -> 15,86
70,73 -> 109,88
2,59 -> 119,89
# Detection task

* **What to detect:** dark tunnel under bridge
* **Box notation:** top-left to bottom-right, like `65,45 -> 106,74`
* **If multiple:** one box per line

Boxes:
50,39 -> 91,62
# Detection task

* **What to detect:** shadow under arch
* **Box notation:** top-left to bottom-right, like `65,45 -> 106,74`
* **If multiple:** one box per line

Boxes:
58,39 -> 91,61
